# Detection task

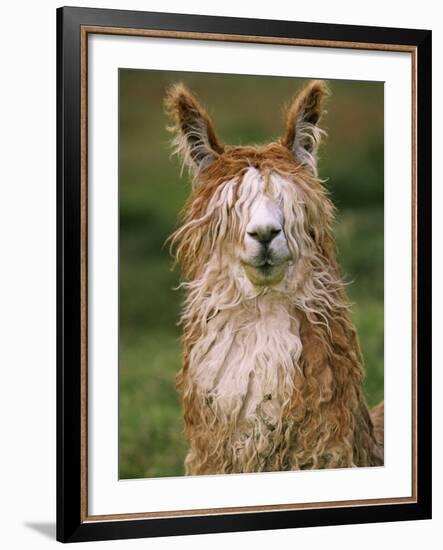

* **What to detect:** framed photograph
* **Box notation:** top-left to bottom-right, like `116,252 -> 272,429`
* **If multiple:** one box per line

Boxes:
57,6 -> 432,543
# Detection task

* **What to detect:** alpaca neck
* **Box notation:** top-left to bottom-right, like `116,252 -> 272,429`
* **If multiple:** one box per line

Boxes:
186,290 -> 302,428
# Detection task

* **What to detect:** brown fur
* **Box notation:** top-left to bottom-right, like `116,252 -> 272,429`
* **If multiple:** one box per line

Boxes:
166,81 -> 384,475
281,80 -> 330,155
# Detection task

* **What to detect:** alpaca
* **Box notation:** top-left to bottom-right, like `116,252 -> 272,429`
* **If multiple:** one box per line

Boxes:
165,80 -> 384,475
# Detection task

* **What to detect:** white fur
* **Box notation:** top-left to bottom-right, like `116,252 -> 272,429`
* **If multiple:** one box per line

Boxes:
188,292 -> 302,466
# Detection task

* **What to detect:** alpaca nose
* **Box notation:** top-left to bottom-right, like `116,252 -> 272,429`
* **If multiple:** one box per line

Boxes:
247,225 -> 281,245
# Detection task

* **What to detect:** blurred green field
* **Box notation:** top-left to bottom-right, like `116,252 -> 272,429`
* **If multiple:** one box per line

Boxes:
119,70 -> 384,479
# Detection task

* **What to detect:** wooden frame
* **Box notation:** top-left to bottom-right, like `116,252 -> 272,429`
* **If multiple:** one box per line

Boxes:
57,6 -> 432,542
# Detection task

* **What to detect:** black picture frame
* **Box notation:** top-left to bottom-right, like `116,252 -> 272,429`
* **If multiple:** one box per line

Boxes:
57,6 -> 432,543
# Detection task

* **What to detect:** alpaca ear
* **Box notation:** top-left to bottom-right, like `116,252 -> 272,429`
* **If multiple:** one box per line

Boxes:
165,83 -> 224,178
280,80 -> 329,174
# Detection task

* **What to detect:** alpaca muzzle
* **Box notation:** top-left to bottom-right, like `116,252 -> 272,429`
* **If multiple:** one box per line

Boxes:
242,260 -> 288,286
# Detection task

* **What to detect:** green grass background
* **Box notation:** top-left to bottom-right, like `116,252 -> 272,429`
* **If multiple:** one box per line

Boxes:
119,70 -> 384,479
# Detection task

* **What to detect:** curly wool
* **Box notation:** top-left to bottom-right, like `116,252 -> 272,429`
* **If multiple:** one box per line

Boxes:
169,145 -> 383,476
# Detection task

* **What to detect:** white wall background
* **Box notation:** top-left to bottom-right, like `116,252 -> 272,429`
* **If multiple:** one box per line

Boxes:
0,1 -> 438,548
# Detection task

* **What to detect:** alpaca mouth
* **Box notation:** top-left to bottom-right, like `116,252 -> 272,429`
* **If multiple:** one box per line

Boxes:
256,261 -> 275,274
242,260 -> 288,286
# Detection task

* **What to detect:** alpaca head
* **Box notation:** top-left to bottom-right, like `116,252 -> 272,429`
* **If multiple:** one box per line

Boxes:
166,80 -> 334,293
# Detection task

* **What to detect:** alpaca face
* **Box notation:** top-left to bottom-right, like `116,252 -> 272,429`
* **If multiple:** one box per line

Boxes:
239,172 -> 291,286
165,80 -> 330,288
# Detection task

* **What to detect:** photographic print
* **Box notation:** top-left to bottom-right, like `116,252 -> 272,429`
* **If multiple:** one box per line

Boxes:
57,8 -> 431,541
118,70 -> 384,479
